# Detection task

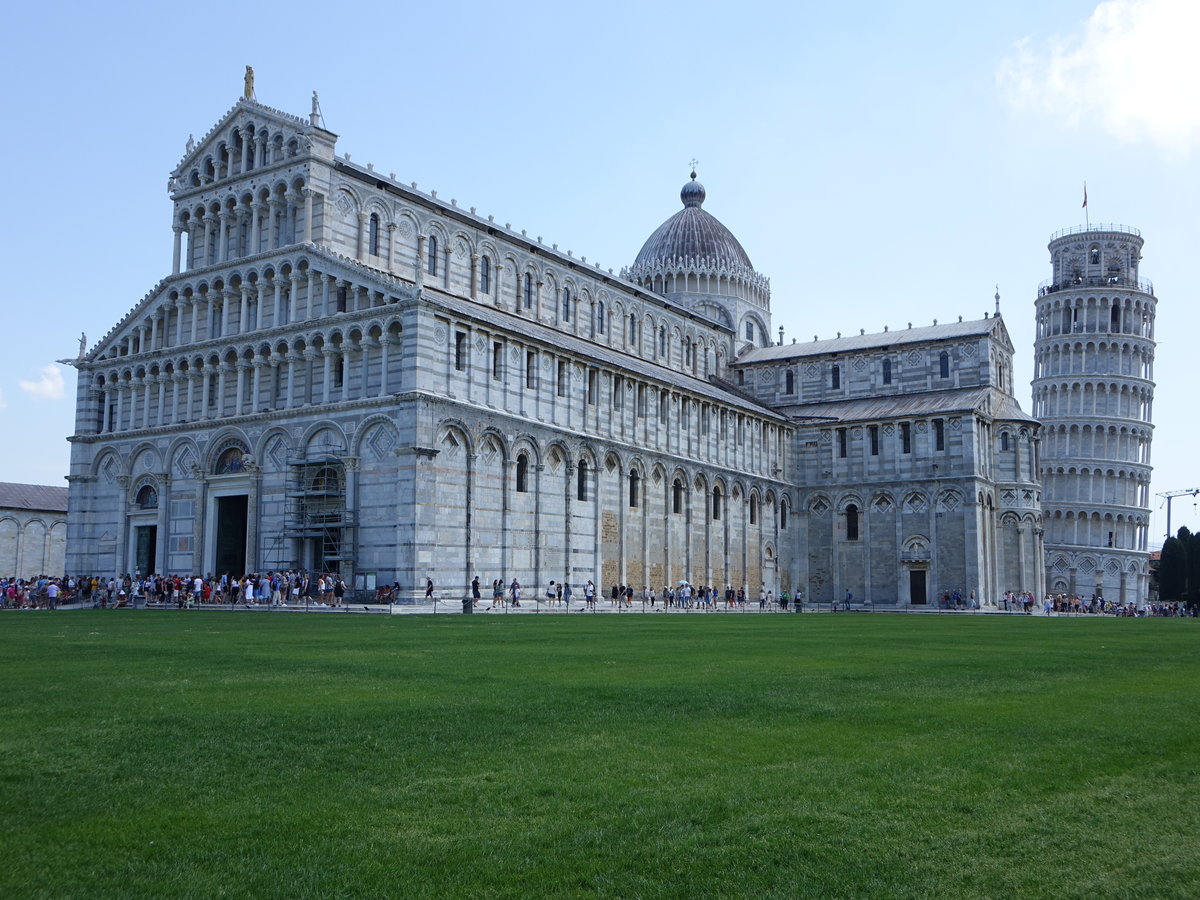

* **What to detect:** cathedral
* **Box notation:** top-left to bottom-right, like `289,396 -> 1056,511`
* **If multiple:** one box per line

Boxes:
63,87 -> 1149,606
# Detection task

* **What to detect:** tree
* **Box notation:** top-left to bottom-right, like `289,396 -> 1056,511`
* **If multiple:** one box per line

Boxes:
1187,529 -> 1200,612
1157,527 -> 1189,602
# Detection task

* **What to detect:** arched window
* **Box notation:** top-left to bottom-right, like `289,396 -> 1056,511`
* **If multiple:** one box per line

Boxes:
780,500 -> 788,530
215,447 -> 245,475
939,351 -> 950,379
750,495 -> 758,524
629,470 -> 640,508
523,273 -> 533,309
629,313 -> 639,348
1090,245 -> 1101,265
310,466 -> 342,492
369,214 -> 380,256
577,460 -> 588,502
672,479 -> 683,514
561,287 -> 571,322
785,369 -> 795,394
712,488 -> 722,520
659,326 -> 667,357
882,358 -> 892,385
516,452 -> 529,492
595,301 -> 605,335
846,504 -> 859,541
427,235 -> 439,275
831,364 -> 841,389
480,255 -> 491,294
136,484 -> 158,509
1001,432 -> 1010,452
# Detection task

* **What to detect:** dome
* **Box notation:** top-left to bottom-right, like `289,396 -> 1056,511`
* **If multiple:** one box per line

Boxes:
633,173 -> 754,271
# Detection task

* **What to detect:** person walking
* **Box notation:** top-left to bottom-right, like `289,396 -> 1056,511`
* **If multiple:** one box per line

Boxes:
471,576 -> 481,608
425,578 -> 434,600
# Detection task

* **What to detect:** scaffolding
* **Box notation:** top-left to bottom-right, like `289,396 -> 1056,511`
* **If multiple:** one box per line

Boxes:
271,455 -> 356,574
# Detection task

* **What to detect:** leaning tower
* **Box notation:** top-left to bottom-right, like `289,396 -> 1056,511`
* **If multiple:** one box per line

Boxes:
1033,225 -> 1156,605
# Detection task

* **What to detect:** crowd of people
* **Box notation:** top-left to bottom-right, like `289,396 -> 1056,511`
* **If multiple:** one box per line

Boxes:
454,577 -> 795,611
5,572 -> 1196,617
1,571 -> 351,609
1,576 -> 71,609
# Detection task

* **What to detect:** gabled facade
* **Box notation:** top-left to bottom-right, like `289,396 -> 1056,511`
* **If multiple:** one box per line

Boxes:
66,95 -> 794,600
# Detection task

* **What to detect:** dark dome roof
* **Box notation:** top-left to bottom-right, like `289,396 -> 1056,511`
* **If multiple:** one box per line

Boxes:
633,173 -> 754,271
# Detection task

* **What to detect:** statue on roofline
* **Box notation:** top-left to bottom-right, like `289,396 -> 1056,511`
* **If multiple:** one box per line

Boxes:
244,66 -> 255,100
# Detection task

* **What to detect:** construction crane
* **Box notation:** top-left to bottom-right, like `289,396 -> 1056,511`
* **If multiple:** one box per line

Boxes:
1157,488 -> 1200,538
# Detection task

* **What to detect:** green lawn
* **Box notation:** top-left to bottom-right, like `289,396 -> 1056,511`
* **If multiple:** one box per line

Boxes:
1,612 -> 1197,898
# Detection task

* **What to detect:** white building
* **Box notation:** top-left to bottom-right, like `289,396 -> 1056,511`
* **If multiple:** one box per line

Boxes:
1032,225 -> 1156,603
0,482 -> 68,579
64,87 -> 1047,606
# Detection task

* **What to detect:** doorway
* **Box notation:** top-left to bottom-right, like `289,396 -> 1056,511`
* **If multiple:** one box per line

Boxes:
909,569 -> 927,605
135,525 -> 157,576
215,495 -> 248,576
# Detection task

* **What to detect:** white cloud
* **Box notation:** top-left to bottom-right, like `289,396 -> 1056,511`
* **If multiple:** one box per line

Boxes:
19,365 -> 66,401
998,0 -> 1200,154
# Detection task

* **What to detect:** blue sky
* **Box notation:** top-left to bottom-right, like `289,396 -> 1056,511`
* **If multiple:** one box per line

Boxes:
2,0 -> 1197,540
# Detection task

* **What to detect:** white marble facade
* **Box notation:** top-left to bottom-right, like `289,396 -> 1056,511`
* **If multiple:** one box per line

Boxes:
65,92 -> 1060,606
1032,226 -> 1156,603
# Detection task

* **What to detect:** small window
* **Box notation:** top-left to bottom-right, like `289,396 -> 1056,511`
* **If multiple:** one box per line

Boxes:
846,504 -> 859,541
659,326 -> 667,357
637,384 -> 646,417
629,470 -> 640,508
587,369 -> 598,405
577,460 -> 588,502
939,351 -> 950,379
492,341 -> 503,380
595,301 -> 605,335
831,364 -> 840,389
901,422 -> 911,454
516,453 -> 529,492
780,501 -> 788,530
557,359 -> 567,397
1090,245 -> 1101,265
427,235 -> 439,276
837,427 -> 848,458
1001,432 -> 1010,451
934,418 -> 945,451
750,495 -> 758,525
369,214 -> 380,256
525,350 -> 536,389
785,369 -> 794,394
745,321 -> 754,342
658,393 -> 668,424
629,314 -> 639,348
454,331 -> 467,371
882,358 -> 892,385
523,273 -> 533,309
672,479 -> 682,514
869,425 -> 879,456
561,287 -> 571,322
712,488 -> 722,520
335,286 -> 347,313
480,255 -> 491,294
613,376 -> 623,409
